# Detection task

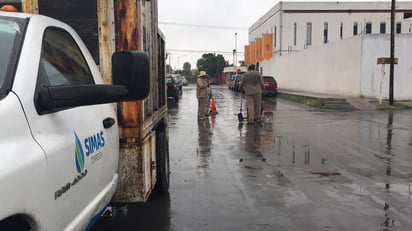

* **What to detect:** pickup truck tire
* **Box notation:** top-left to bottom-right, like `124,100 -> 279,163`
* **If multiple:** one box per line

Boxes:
154,132 -> 170,194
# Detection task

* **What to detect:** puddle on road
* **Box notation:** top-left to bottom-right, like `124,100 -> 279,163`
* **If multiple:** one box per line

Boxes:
236,116 -> 335,182
274,136 -> 328,171
236,120 -> 341,191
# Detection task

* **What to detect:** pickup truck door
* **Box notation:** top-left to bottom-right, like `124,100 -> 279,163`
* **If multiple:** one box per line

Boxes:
21,26 -> 119,228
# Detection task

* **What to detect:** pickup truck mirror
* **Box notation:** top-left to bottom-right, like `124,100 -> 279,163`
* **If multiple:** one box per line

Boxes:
111,51 -> 150,100
34,51 -> 150,115
36,85 -> 128,115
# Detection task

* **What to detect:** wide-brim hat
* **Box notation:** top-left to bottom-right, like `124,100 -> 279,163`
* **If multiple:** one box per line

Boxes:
198,71 -> 207,77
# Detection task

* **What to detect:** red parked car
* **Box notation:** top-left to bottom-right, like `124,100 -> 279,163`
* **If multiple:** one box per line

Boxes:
263,76 -> 278,96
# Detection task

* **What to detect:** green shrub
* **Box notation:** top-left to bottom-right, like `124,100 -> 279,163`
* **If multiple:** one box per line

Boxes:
278,94 -> 323,108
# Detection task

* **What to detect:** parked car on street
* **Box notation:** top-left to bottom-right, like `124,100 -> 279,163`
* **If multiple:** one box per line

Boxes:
167,74 -> 183,93
263,76 -> 278,96
228,75 -> 236,90
233,74 -> 243,92
167,75 -> 180,103
182,76 -> 189,86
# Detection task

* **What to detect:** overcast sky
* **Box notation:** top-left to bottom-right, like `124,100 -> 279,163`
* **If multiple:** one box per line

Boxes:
158,0 -> 280,70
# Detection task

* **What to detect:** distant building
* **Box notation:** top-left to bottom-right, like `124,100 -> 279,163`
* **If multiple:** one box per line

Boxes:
247,1 -> 412,100
222,66 -> 247,85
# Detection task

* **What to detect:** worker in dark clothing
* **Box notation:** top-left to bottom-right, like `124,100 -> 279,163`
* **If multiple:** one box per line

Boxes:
240,64 -> 265,124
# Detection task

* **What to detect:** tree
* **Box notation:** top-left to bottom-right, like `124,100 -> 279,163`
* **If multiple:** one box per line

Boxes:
183,62 -> 191,71
180,62 -> 194,82
166,64 -> 173,74
196,53 -> 226,79
239,60 -> 245,66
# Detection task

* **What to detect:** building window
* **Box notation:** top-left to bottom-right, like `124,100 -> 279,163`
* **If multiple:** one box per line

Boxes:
380,22 -> 386,34
353,22 -> 358,35
404,12 -> 412,19
340,22 -> 343,39
365,23 -> 372,34
323,22 -> 328,44
396,22 -> 402,33
293,23 -> 297,46
274,25 -> 277,47
306,22 -> 312,46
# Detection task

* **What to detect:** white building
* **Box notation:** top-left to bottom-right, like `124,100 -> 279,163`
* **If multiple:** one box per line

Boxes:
248,1 -> 412,100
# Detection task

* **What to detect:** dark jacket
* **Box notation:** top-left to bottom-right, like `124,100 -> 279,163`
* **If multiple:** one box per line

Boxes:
240,70 -> 265,96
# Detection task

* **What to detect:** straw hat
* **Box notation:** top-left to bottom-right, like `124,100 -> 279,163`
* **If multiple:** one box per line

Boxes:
198,71 -> 207,77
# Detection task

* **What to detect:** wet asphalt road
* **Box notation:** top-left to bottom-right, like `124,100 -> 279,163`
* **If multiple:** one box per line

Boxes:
93,84 -> 412,231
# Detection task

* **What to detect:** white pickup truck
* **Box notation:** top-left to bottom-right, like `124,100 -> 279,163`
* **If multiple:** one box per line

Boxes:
0,11 -> 150,230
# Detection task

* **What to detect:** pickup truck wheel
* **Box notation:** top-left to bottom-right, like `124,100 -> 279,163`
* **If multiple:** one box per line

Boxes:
154,132 -> 170,194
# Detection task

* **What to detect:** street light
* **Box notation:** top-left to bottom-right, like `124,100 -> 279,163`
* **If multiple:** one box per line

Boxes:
235,32 -> 238,68
233,32 -> 238,70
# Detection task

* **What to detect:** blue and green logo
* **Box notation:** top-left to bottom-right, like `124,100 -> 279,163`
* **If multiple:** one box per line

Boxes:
74,132 -> 85,173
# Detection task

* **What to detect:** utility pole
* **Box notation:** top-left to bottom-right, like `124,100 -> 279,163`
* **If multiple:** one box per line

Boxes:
235,32 -> 238,68
389,0 -> 395,105
168,53 -> 171,73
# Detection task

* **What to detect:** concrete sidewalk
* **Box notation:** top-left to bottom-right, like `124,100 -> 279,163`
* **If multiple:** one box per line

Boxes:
277,89 -> 412,111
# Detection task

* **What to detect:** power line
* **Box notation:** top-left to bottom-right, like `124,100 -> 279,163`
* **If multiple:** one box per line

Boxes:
167,48 -> 244,55
159,21 -> 248,30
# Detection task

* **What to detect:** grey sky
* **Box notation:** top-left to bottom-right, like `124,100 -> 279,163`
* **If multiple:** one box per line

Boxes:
158,0 -> 280,70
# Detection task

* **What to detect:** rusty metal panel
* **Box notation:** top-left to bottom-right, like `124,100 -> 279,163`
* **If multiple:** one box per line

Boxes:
115,0 -> 141,51
118,101 -> 142,130
97,0 -> 115,84
21,0 -> 38,13
115,0 -> 143,131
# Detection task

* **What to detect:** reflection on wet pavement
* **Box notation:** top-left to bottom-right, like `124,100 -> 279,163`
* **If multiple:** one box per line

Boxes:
93,85 -> 412,231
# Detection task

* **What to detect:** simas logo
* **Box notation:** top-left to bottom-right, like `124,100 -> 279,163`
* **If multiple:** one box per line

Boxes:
84,131 -> 105,156
74,131 -> 105,173
55,131 -> 106,200
74,132 -> 85,173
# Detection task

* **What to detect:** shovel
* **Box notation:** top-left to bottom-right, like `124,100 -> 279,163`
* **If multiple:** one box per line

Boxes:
237,94 -> 244,122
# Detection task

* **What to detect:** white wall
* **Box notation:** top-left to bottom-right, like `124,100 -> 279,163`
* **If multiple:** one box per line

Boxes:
361,34 -> 412,100
260,36 -> 362,97
249,2 -> 412,100
259,34 -> 412,100
249,2 -> 412,56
